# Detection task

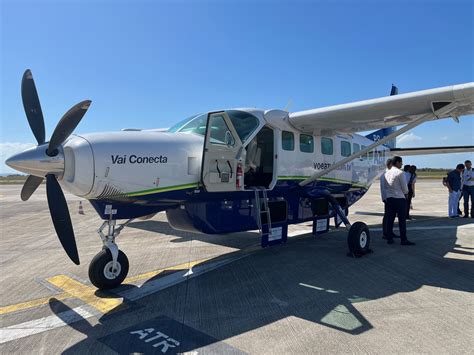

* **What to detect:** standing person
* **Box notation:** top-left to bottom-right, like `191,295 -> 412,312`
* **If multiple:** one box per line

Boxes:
385,156 -> 415,245
446,164 -> 465,218
443,171 -> 463,215
403,165 -> 411,187
462,160 -> 474,218
380,158 -> 393,239
406,165 -> 417,219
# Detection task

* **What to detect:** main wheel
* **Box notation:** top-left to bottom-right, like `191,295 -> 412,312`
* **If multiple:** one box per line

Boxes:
89,248 -> 129,289
347,222 -> 370,255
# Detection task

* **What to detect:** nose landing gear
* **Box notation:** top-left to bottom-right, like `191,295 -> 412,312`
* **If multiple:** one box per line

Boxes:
89,217 -> 133,289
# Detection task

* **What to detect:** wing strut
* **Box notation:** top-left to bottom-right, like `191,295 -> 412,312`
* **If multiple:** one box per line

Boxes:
299,114 -> 433,187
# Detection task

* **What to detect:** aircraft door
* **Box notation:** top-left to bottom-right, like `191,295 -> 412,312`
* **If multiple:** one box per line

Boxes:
201,111 -> 243,192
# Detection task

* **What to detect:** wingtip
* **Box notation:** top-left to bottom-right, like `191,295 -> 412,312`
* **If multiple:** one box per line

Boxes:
23,69 -> 33,79
80,100 -> 92,110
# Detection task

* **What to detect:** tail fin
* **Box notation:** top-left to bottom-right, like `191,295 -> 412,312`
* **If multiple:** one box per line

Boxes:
365,84 -> 399,148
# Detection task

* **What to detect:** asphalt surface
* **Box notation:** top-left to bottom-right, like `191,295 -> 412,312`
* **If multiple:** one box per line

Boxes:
0,180 -> 473,354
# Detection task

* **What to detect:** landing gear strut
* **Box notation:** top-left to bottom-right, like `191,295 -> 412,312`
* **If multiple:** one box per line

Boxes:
89,216 -> 134,289
323,192 -> 372,257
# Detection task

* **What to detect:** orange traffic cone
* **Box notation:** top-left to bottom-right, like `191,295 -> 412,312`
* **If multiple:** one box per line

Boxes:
78,201 -> 85,215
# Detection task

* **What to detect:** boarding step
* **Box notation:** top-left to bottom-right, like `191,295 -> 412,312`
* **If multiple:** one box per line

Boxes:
250,186 -> 287,247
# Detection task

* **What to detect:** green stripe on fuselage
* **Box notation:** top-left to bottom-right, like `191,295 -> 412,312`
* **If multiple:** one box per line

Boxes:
277,176 -> 368,188
125,176 -> 368,197
126,182 -> 199,197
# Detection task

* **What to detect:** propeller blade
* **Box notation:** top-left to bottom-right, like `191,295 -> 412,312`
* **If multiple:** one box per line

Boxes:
21,175 -> 44,201
47,100 -> 91,156
21,69 -> 46,145
46,174 -> 80,265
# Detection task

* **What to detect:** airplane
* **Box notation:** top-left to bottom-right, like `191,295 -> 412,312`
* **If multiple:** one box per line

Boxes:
5,69 -> 474,290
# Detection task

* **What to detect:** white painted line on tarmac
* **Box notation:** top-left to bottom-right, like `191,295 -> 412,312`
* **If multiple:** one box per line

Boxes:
288,229 -> 312,237
370,224 -> 473,232
0,305 -> 98,344
122,254 -> 248,301
289,224 -> 473,237
0,253 -> 249,344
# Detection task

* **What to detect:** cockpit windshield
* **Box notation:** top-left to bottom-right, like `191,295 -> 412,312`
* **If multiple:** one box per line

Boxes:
168,110 -> 260,144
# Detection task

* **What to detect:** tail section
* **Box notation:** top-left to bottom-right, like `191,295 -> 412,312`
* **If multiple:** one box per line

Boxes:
365,127 -> 397,148
365,84 -> 399,148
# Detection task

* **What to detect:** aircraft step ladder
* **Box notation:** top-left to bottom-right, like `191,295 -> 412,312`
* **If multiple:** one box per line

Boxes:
251,186 -> 272,246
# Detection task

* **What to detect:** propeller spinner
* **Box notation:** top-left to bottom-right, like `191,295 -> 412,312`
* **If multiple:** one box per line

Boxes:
5,69 -> 92,265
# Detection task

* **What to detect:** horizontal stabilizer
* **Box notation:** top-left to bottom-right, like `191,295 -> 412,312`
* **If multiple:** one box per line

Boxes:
390,145 -> 474,156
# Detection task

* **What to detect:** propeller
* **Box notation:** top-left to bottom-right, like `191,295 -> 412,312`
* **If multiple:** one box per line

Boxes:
21,69 -> 46,145
19,69 -> 91,265
21,175 -> 44,201
46,174 -> 80,265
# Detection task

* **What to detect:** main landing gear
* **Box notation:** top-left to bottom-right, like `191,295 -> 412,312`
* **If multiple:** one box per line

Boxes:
89,217 -> 134,289
324,193 -> 372,257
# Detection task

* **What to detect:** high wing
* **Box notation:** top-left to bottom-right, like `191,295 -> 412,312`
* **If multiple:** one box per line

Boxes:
289,83 -> 474,134
390,146 -> 474,156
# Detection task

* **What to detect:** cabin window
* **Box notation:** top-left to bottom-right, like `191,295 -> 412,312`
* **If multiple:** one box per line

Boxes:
341,141 -> 351,157
300,134 -> 314,153
321,137 -> 333,155
368,150 -> 374,161
282,131 -> 295,151
361,145 -> 367,160
353,143 -> 360,153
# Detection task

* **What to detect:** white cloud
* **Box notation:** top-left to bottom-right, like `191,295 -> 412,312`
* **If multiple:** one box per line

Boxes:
0,142 -> 35,174
440,136 -> 449,141
397,133 -> 422,145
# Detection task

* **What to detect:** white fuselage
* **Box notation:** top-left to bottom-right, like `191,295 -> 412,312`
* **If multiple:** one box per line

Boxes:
53,108 -> 387,200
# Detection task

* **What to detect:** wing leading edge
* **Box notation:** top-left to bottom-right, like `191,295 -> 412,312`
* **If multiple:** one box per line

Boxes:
289,83 -> 474,134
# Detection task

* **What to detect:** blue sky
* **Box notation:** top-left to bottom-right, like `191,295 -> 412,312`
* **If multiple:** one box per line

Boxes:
1,0 -> 473,173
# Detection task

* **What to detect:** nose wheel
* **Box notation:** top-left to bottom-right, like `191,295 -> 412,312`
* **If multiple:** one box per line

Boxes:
90,216 -> 134,289
89,248 -> 129,289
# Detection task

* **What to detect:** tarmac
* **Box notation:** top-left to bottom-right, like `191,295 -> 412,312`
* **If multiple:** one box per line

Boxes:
0,180 -> 473,354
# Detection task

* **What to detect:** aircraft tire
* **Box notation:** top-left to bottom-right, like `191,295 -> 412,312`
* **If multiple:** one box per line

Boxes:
347,222 -> 370,255
89,249 -> 129,289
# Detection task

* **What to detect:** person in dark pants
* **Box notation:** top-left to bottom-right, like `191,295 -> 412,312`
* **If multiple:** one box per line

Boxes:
462,160 -> 474,218
384,156 -> 415,245
447,164 -> 465,217
406,165 -> 417,219
380,158 -> 393,239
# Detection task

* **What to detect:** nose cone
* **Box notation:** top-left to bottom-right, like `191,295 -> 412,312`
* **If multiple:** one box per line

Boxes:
5,144 -> 64,177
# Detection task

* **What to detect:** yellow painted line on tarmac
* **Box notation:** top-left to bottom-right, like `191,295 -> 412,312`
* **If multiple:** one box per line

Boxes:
0,293 -> 69,315
1,256 -> 230,315
46,275 -> 123,313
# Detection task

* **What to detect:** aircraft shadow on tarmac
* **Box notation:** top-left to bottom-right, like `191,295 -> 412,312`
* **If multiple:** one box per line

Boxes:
127,219 -> 261,249
50,219 -> 473,354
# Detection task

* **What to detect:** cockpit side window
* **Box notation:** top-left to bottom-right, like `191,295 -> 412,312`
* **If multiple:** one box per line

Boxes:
170,110 -> 259,144
226,110 -> 260,143
173,113 -> 208,135
168,114 -> 201,132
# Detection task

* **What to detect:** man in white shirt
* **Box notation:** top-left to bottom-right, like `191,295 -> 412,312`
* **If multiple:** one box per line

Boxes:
462,159 -> 474,218
385,156 -> 415,245
380,158 -> 393,239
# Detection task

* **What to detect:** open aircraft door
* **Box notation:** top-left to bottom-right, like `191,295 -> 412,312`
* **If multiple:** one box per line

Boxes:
201,111 -> 244,192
